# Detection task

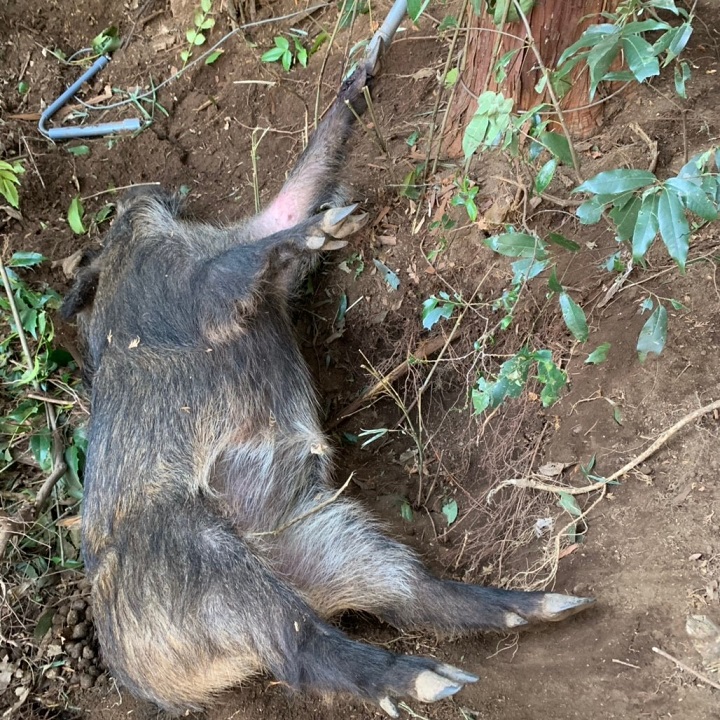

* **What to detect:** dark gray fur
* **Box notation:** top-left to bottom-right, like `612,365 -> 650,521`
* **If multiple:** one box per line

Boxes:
60,63 -> 594,715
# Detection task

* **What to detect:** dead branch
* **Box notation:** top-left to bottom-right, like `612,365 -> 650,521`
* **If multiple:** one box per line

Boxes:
249,473 -> 354,538
328,334 -> 455,428
652,646 -> 720,692
629,122 -> 659,174
490,397 -> 720,501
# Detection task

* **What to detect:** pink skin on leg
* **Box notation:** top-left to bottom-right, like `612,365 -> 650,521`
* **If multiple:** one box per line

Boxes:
254,191 -> 315,236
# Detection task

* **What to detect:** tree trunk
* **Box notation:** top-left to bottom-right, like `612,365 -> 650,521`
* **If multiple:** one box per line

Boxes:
444,0 -> 619,157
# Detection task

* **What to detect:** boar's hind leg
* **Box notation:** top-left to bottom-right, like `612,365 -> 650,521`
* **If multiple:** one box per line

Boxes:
98,504 -> 476,715
248,64 -> 373,239
202,206 -> 367,305
269,496 -> 595,633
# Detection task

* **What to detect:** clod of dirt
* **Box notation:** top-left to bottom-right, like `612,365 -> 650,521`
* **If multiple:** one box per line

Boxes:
686,615 -> 720,672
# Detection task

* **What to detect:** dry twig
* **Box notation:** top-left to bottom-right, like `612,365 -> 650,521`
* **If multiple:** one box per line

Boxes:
249,473 -> 354,538
328,334 -> 455,428
652,646 -> 720,691
490,397 -> 720,500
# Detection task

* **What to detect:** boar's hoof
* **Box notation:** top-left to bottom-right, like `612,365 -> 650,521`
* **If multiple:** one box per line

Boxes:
536,593 -> 596,622
376,658 -> 478,718
305,204 -> 369,250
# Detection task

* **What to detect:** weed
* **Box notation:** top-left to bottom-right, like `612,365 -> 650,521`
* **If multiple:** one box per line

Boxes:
0,160 -> 25,209
451,176 -> 480,222
0,254 -> 87,537
181,0 -> 216,67
261,33 -> 309,72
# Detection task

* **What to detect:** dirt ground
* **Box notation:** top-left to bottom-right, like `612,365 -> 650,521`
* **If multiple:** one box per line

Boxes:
2,0 -> 720,719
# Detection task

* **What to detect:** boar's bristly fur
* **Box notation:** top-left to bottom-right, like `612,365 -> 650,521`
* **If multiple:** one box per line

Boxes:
61,63 -> 594,716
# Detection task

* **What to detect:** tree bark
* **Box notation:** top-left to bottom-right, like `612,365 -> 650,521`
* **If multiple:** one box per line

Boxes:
444,0 -> 619,157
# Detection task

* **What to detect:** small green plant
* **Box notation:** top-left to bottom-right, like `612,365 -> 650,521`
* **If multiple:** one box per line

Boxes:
92,26 -> 121,56
574,150 -> 720,271
181,0 -> 216,67
67,196 -> 86,235
339,252 -> 365,279
399,163 -> 425,201
1,253 -> 87,563
261,34 -> 308,72
422,292 -> 462,330
451,177 -> 480,222
0,160 -> 25,209
472,347 -> 567,414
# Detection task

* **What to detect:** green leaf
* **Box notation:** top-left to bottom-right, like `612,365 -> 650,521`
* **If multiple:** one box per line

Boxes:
491,0 -> 535,24
17,80 -> 29,95
180,49 -> 191,63
30,429 -> 53,473
664,178 -> 718,221
0,177 -> 19,208
407,0 -> 430,22
534,158 -> 557,195
95,203 -> 115,224
205,49 -> 223,65
587,36 -> 621,99
462,91 -> 513,159
622,34 -> 660,83
9,251 -> 45,267
511,257 -> 548,283
547,232 -> 580,251
442,498 -> 458,526
199,17 -> 215,30
422,296 -> 453,330
575,169 -> 656,196
192,32 -> 206,46
557,491 -> 582,517
558,24 -> 617,66
538,131 -> 574,166
373,259 -> 400,290
444,67 -> 459,88
485,232 -> 545,258
585,342 -> 610,364
186,28 -> 199,43
637,304 -> 667,362
91,26 -> 121,54
632,193 -> 660,261
559,292 -> 589,342
66,144 -> 90,157
201,0 -> 212,12
650,0 -> 679,11
281,50 -> 292,72
400,499 -> 414,522
665,22 -> 693,64
674,60 -> 691,98
576,197 -> 605,225
261,47 -> 286,63
547,267 -> 563,294
296,46 -> 308,68
34,609 -> 55,640
535,353 -> 567,407
67,195 -> 86,235
609,194 -> 641,242
657,187 -> 690,269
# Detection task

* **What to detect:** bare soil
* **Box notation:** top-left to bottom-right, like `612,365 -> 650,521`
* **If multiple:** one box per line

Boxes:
2,1 -> 720,719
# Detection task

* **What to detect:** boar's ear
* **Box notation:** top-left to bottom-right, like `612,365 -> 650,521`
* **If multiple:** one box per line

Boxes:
59,249 -> 102,321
